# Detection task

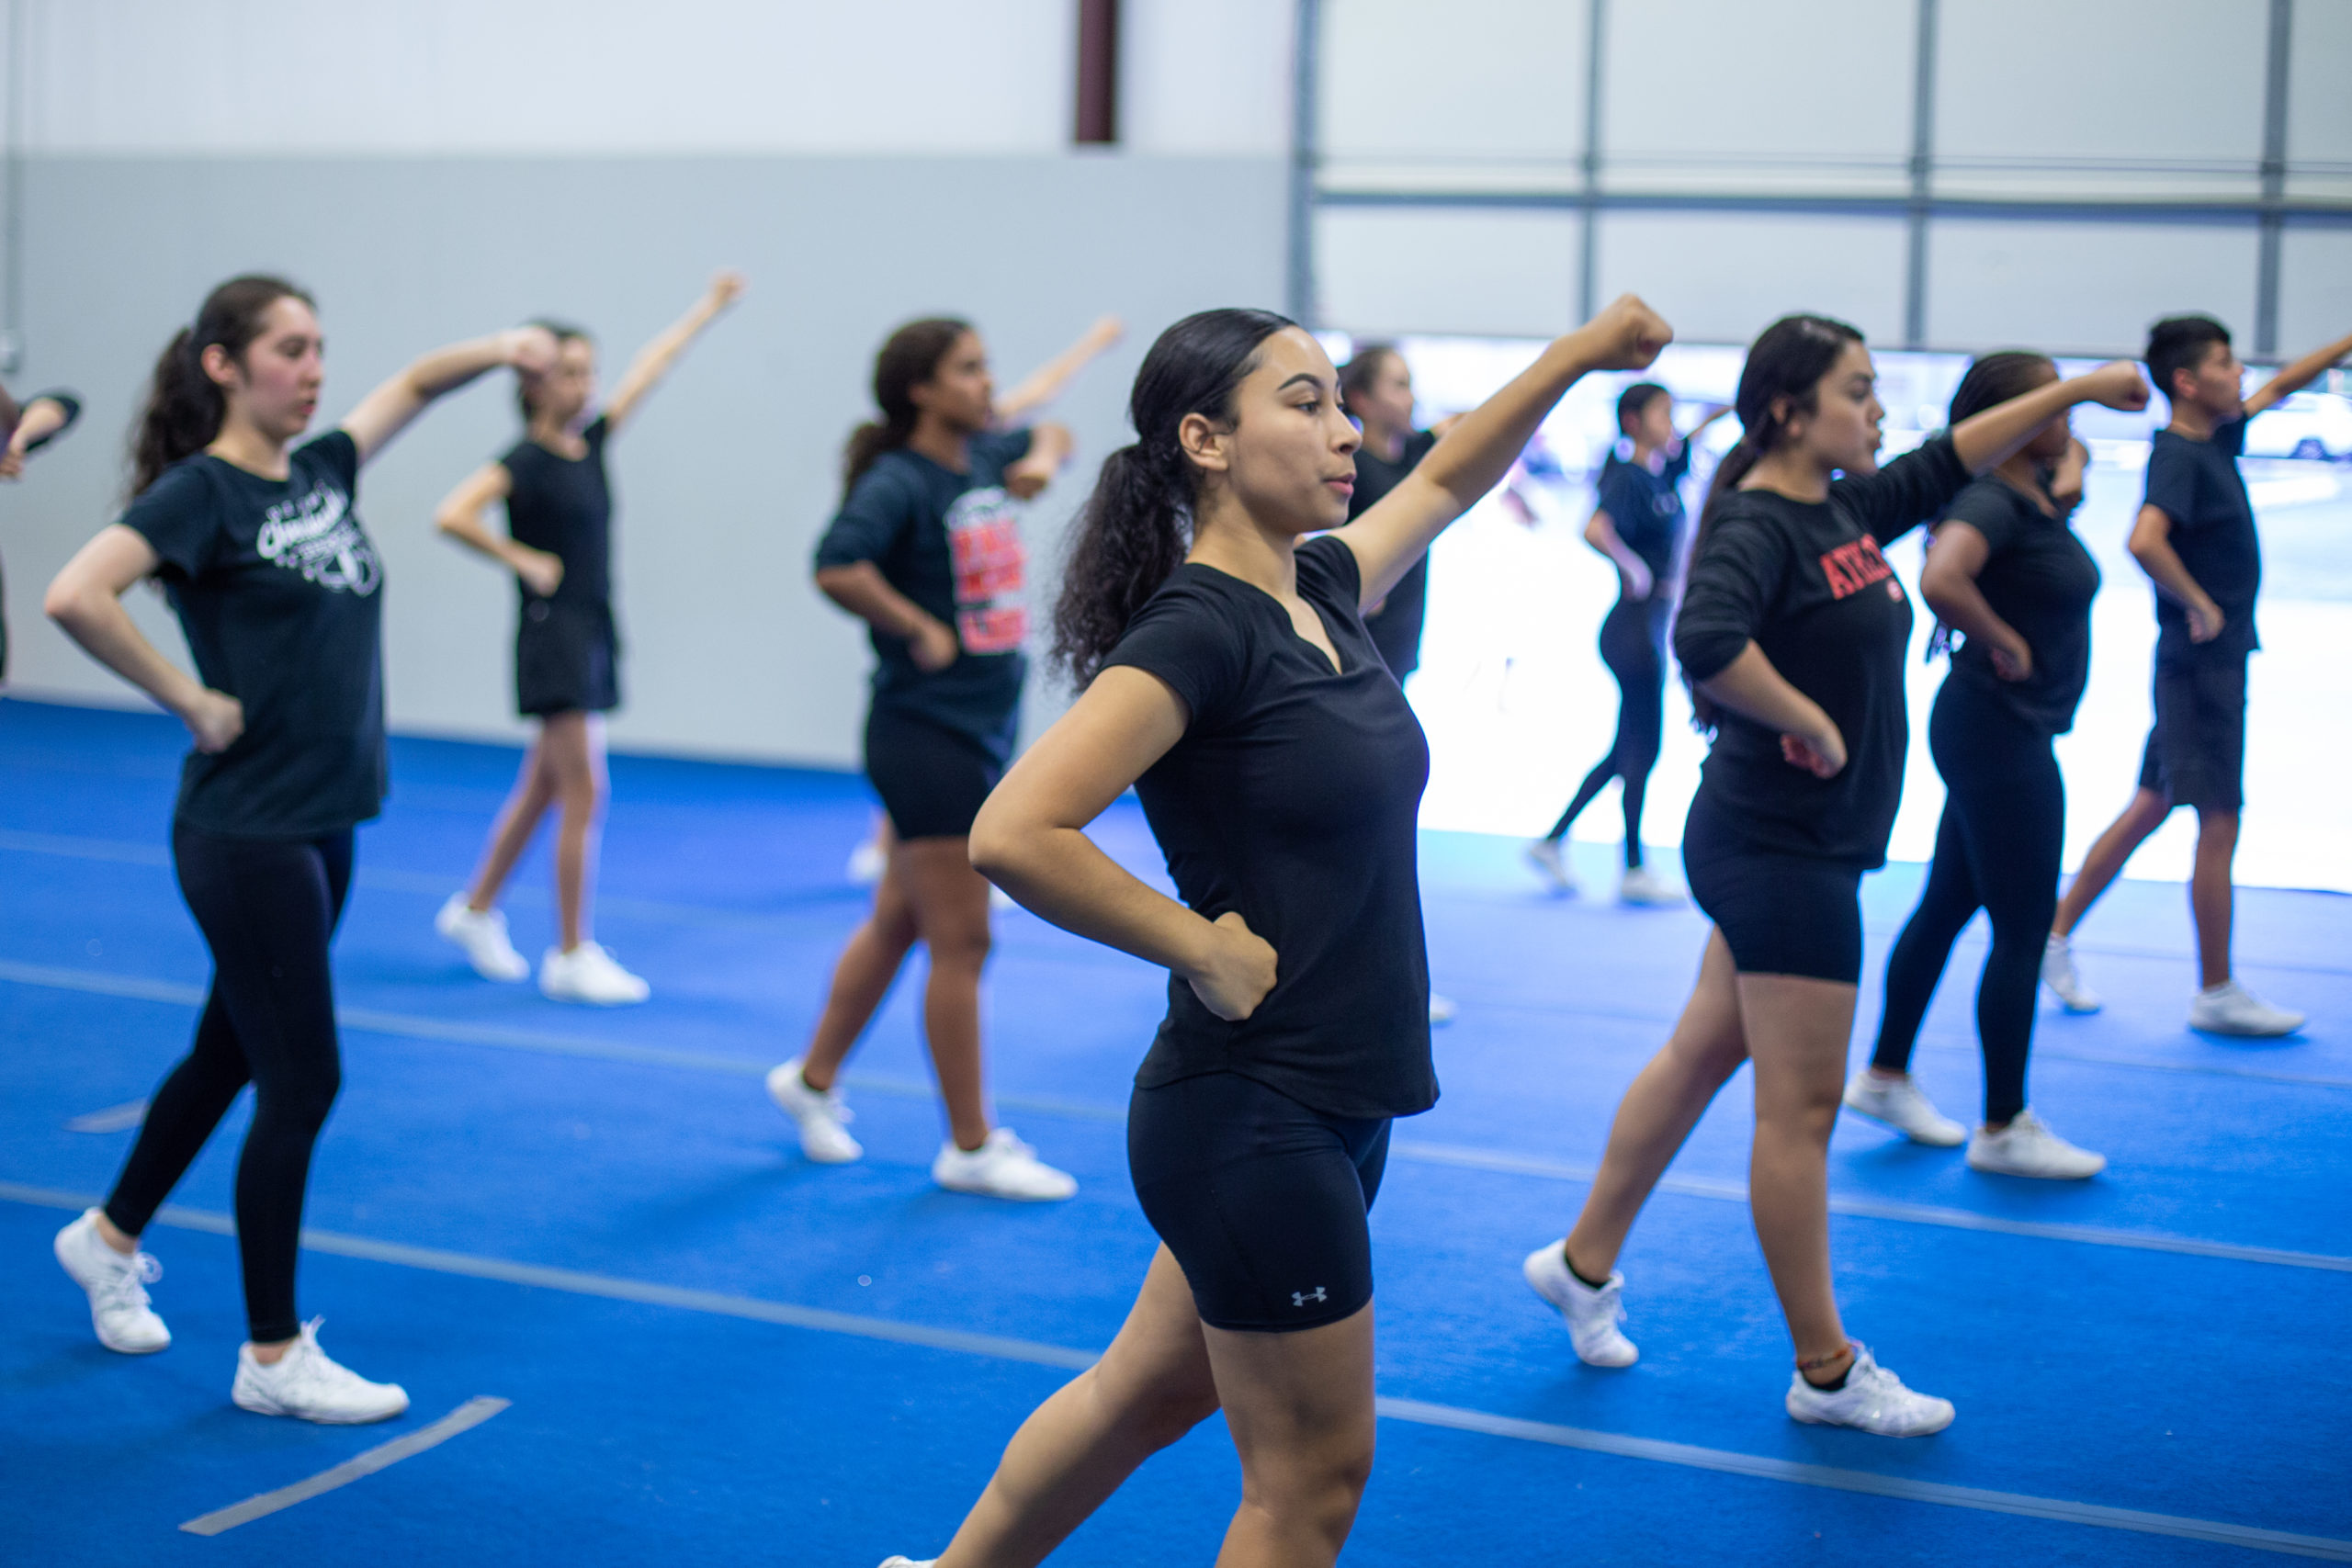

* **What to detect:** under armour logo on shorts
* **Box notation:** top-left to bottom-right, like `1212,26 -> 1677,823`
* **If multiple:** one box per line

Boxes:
1293,1287 -> 1328,1307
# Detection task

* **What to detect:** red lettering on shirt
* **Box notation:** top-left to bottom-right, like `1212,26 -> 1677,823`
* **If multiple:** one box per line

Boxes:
1819,535 -> 1894,600
946,487 -> 1028,654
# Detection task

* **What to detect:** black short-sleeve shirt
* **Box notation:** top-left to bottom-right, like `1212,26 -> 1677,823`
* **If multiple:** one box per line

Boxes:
1103,535 -> 1437,1121
813,428 -> 1035,761
1940,476 -> 2101,735
1594,439 -> 1695,583
1673,433 -> 1969,868
502,415 -> 613,609
1351,428 -> 1441,679
2143,416 -> 2257,662
121,431 -> 388,840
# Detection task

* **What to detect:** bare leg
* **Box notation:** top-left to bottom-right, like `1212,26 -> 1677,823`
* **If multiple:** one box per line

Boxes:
936,1248 -> 1221,1568
2189,807 -> 2239,988
2052,786 -> 2169,938
1739,971 -> 1861,1378
893,836 -> 996,1153
1565,931 -> 1748,1280
537,712 -> 606,952
798,819 -> 919,1091
465,728 -> 559,911
1203,1304 -> 1377,1567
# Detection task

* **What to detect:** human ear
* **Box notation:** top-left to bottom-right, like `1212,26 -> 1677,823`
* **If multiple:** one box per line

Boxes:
198,343 -> 243,392
1178,411 -> 1230,474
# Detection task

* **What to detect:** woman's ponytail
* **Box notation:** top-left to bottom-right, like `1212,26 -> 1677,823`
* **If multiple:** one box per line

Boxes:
130,275 -> 312,497
842,316 -> 971,493
1048,307 -> 1294,686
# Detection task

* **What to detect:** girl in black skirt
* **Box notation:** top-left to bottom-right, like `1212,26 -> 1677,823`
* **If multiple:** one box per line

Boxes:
434,270 -> 745,1006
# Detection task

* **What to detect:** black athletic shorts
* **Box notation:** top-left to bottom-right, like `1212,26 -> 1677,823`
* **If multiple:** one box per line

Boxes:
864,705 -> 1002,841
1128,1070 -> 1389,1334
516,598 -> 620,716
2137,649 -> 2246,813
1681,793 -> 1865,985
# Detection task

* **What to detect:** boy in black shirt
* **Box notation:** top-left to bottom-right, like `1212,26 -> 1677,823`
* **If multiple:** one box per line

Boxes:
2045,315 -> 2352,1036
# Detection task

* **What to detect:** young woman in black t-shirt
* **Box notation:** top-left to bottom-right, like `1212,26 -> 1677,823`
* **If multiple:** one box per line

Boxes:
867,297 -> 1669,1568
1521,315 -> 2145,1438
766,318 -> 1081,1202
432,270 -> 746,1006
1526,383 -> 1729,904
1847,353 -> 2109,1179
45,274 -> 555,1424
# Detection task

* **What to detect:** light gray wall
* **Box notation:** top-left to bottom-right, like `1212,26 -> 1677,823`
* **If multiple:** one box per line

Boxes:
1,153 -> 1287,764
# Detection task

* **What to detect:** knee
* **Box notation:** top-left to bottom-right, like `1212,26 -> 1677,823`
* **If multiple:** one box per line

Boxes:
1243,1432 -> 1375,1532
925,922 -> 992,971
2195,810 -> 2239,852
260,1059 -> 341,1133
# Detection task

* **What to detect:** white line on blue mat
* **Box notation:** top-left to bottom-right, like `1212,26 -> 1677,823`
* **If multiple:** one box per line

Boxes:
177,1396 -> 509,1536
65,1099 -> 149,1133
3,1183 -> 2339,1562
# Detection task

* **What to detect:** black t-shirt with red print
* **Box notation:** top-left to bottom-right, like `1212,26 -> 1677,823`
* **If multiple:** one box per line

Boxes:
813,427 -> 1035,763
1673,433 -> 1970,868
121,430 -> 388,840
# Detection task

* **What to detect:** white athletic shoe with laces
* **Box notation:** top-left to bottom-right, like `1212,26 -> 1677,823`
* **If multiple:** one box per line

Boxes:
539,941 -> 650,1005
1617,865 -> 1685,907
766,1058 -> 865,1164
2041,934 -> 2101,1013
2188,980 -> 2304,1038
54,1209 -> 171,1354
434,894 -> 530,982
933,1129 -> 1077,1201
1429,993 -> 1459,1026
1967,1109 -> 2106,1179
1841,1070 -> 1966,1147
1522,1240 -> 1637,1367
1521,839 -> 1579,896
1784,1344 -> 1953,1437
232,1320 -> 409,1425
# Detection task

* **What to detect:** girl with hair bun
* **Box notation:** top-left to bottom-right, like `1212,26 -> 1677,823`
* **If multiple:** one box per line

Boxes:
874,294 -> 1670,1568
1521,315 -> 2146,1437
45,275 -> 556,1424
1846,352 -> 2109,1179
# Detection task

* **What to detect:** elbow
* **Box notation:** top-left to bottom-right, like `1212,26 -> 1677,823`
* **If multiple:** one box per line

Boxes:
43,573 -> 96,630
433,510 -> 470,539
966,807 -> 1023,887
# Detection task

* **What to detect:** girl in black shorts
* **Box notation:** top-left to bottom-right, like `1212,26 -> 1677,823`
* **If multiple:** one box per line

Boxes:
766,318 -> 1079,1201
432,270 -> 745,1006
872,296 -> 1670,1568
46,273 -> 554,1423
1520,314 -> 2146,1438
1847,354 -> 2110,1180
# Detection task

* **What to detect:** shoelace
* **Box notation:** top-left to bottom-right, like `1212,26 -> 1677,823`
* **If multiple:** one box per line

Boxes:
97,1250 -> 162,1312
270,1319 -> 368,1398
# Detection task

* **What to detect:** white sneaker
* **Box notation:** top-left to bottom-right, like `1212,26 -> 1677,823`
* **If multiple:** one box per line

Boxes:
1617,865 -> 1685,907
1522,839 -> 1579,896
1841,1070 -> 1965,1147
435,894 -> 530,982
766,1058 -> 864,1164
539,941 -> 650,1006
877,1559 -> 935,1567
846,838 -> 886,886
1522,1240 -> 1637,1367
54,1209 -> 170,1354
1429,993 -> 1459,1026
1785,1344 -> 1952,1437
232,1320 -> 409,1425
2041,934 -> 2100,1013
1967,1109 -> 2106,1179
2189,979 -> 2305,1038
933,1128 -> 1077,1201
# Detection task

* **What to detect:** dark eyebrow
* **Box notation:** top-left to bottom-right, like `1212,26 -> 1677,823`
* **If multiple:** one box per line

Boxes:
1277,373 -> 1329,393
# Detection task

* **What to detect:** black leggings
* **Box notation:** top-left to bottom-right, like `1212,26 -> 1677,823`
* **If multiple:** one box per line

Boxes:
1546,596 -> 1668,867
105,824 -> 352,1344
1871,678 -> 2063,1125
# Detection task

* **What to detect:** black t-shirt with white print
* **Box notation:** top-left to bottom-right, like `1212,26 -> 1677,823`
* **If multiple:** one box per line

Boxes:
812,428 -> 1035,762
1104,535 -> 1438,1122
1674,433 -> 1970,868
122,430 -> 388,840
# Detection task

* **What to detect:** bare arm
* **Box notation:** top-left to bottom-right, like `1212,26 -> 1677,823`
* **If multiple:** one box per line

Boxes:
969,666 -> 1277,1021
994,315 -> 1124,426
1922,522 -> 2030,680
601,270 -> 746,434
1582,508 -> 1655,600
1683,404 -> 1736,441
2244,329 -> 2352,419
1950,360 -> 2147,475
1336,294 -> 1672,609
339,326 -> 559,464
1696,643 -> 1848,778
0,396 -> 78,479
44,526 -> 244,752
814,561 -> 960,672
435,462 -> 565,597
2128,503 -> 2225,643
1002,421 -> 1075,501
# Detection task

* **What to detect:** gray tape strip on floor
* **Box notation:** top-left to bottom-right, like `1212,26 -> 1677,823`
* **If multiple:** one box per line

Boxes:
3,1183 -> 2341,1562
177,1396 -> 510,1536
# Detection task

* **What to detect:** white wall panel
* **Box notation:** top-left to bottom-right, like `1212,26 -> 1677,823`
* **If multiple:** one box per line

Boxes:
1934,0 -> 2265,199
1593,212 -> 1908,346
1925,219 -> 2260,355
1122,0 -> 1295,156
2286,0 -> 2352,201
1316,209 -> 1581,337
2278,229 -> 2352,356
1602,0 -> 1912,195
